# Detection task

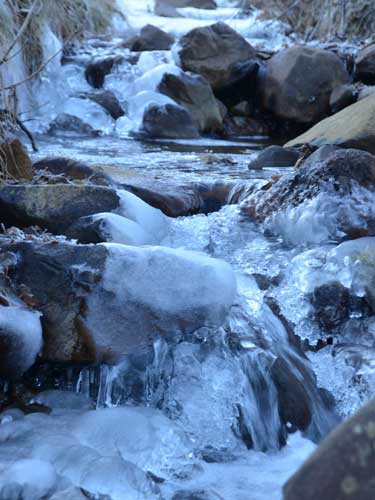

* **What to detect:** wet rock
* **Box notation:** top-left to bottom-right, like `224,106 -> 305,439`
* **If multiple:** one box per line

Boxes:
158,71 -> 223,133
4,241 -> 236,364
241,149 -> 375,234
85,90 -> 125,120
127,24 -> 174,51
142,103 -> 199,139
84,56 -> 123,89
330,84 -> 357,114
0,184 -> 121,233
155,0 -> 217,17
261,46 -> 349,124
0,138 -> 33,180
248,146 -> 299,170
48,114 -> 99,137
214,60 -> 259,108
284,397 -> 375,500
177,22 -> 256,90
33,157 -> 95,180
354,43 -> 375,85
310,281 -> 350,330
286,94 -> 375,155
0,302 -> 43,379
357,85 -> 375,101
299,145 -> 341,169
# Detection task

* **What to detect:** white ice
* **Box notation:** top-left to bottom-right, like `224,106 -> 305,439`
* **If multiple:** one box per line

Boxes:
91,212 -> 156,245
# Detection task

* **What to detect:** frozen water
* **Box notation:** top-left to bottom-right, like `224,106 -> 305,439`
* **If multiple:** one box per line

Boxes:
91,212 -> 156,245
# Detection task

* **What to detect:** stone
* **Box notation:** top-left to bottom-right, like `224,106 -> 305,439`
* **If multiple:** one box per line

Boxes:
155,0 -> 217,17
286,94 -> 375,155
47,114 -> 99,136
141,103 -> 199,139
127,24 -> 174,51
261,46 -> 349,123
330,84 -> 357,114
84,56 -> 123,89
5,241 -> 236,364
214,60 -> 259,108
0,138 -> 33,181
310,281 -> 350,330
158,71 -> 223,132
357,85 -> 375,101
248,146 -> 300,170
298,145 -> 341,170
177,22 -> 256,90
33,157 -> 96,180
354,43 -> 375,85
284,397 -> 375,500
85,90 -> 125,120
0,184 -> 121,233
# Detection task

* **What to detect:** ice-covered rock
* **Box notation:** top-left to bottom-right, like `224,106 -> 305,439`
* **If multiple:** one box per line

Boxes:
0,305 -> 42,378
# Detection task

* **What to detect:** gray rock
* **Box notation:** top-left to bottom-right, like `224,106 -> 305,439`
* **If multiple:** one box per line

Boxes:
261,46 -> 349,123
48,114 -> 99,136
300,145 -> 341,169
177,22 -> 256,90
284,397 -> 375,500
85,90 -> 125,120
84,56 -> 123,89
248,146 -> 300,170
155,0 -> 217,17
142,103 -> 199,139
127,24 -> 174,51
0,184 -> 121,233
330,84 -> 357,114
355,43 -> 375,85
158,71 -> 223,132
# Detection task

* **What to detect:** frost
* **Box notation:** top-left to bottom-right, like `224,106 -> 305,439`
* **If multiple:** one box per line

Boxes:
92,212 -> 156,246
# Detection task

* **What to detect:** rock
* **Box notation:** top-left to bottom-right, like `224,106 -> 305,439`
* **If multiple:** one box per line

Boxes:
127,24 -> 174,51
5,241 -> 236,364
248,146 -> 300,170
0,303 -> 43,379
155,0 -> 217,17
299,145 -> 341,169
231,101 -> 251,117
241,149 -> 375,237
66,212 -> 155,246
214,60 -> 259,108
284,397 -> 375,500
354,43 -> 375,85
142,103 -> 199,139
286,94 -> 375,155
177,22 -> 256,90
85,90 -> 125,120
310,281 -> 350,330
0,184 -> 121,233
33,157 -> 96,180
0,138 -> 33,181
357,85 -> 375,101
330,84 -> 357,114
48,114 -> 99,136
261,46 -> 349,123
84,56 -> 123,89
158,71 -> 223,132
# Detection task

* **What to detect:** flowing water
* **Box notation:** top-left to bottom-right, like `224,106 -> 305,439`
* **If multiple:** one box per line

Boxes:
1,1 -> 375,499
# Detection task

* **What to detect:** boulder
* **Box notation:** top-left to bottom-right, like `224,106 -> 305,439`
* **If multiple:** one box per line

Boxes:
48,114 -> 99,136
248,146 -> 300,170
158,71 -> 223,132
85,90 -> 125,120
354,43 -> 375,85
177,22 -> 256,90
261,46 -> 349,123
0,302 -> 43,378
5,241 -> 236,364
155,0 -> 217,17
214,60 -> 259,108
127,24 -> 174,51
286,94 -> 375,154
0,138 -> 33,181
284,397 -> 375,500
142,103 -> 199,139
330,84 -> 357,114
0,184 -> 121,233
358,85 -> 375,101
33,157 -> 96,180
84,56 -> 123,89
241,149 -> 375,239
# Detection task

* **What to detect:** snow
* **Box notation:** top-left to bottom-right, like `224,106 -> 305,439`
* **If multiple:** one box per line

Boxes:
117,189 -> 169,241
91,212 -> 156,245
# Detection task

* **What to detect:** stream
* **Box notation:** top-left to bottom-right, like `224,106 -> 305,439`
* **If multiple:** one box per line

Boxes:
1,1 -> 374,499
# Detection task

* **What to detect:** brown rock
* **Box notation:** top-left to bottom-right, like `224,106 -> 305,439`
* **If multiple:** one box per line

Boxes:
0,138 -> 33,180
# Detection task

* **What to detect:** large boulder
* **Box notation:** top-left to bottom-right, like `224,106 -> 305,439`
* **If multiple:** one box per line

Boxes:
84,56 -> 123,89
215,60 -> 259,108
177,22 -> 256,91
0,138 -> 33,181
241,149 -> 375,242
85,90 -> 125,120
155,0 -> 217,17
248,145 -> 300,170
261,46 -> 349,124
284,397 -> 375,500
158,72 -> 223,132
127,24 -> 174,52
5,241 -> 236,364
354,43 -> 375,85
286,94 -> 375,154
141,103 -> 199,139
